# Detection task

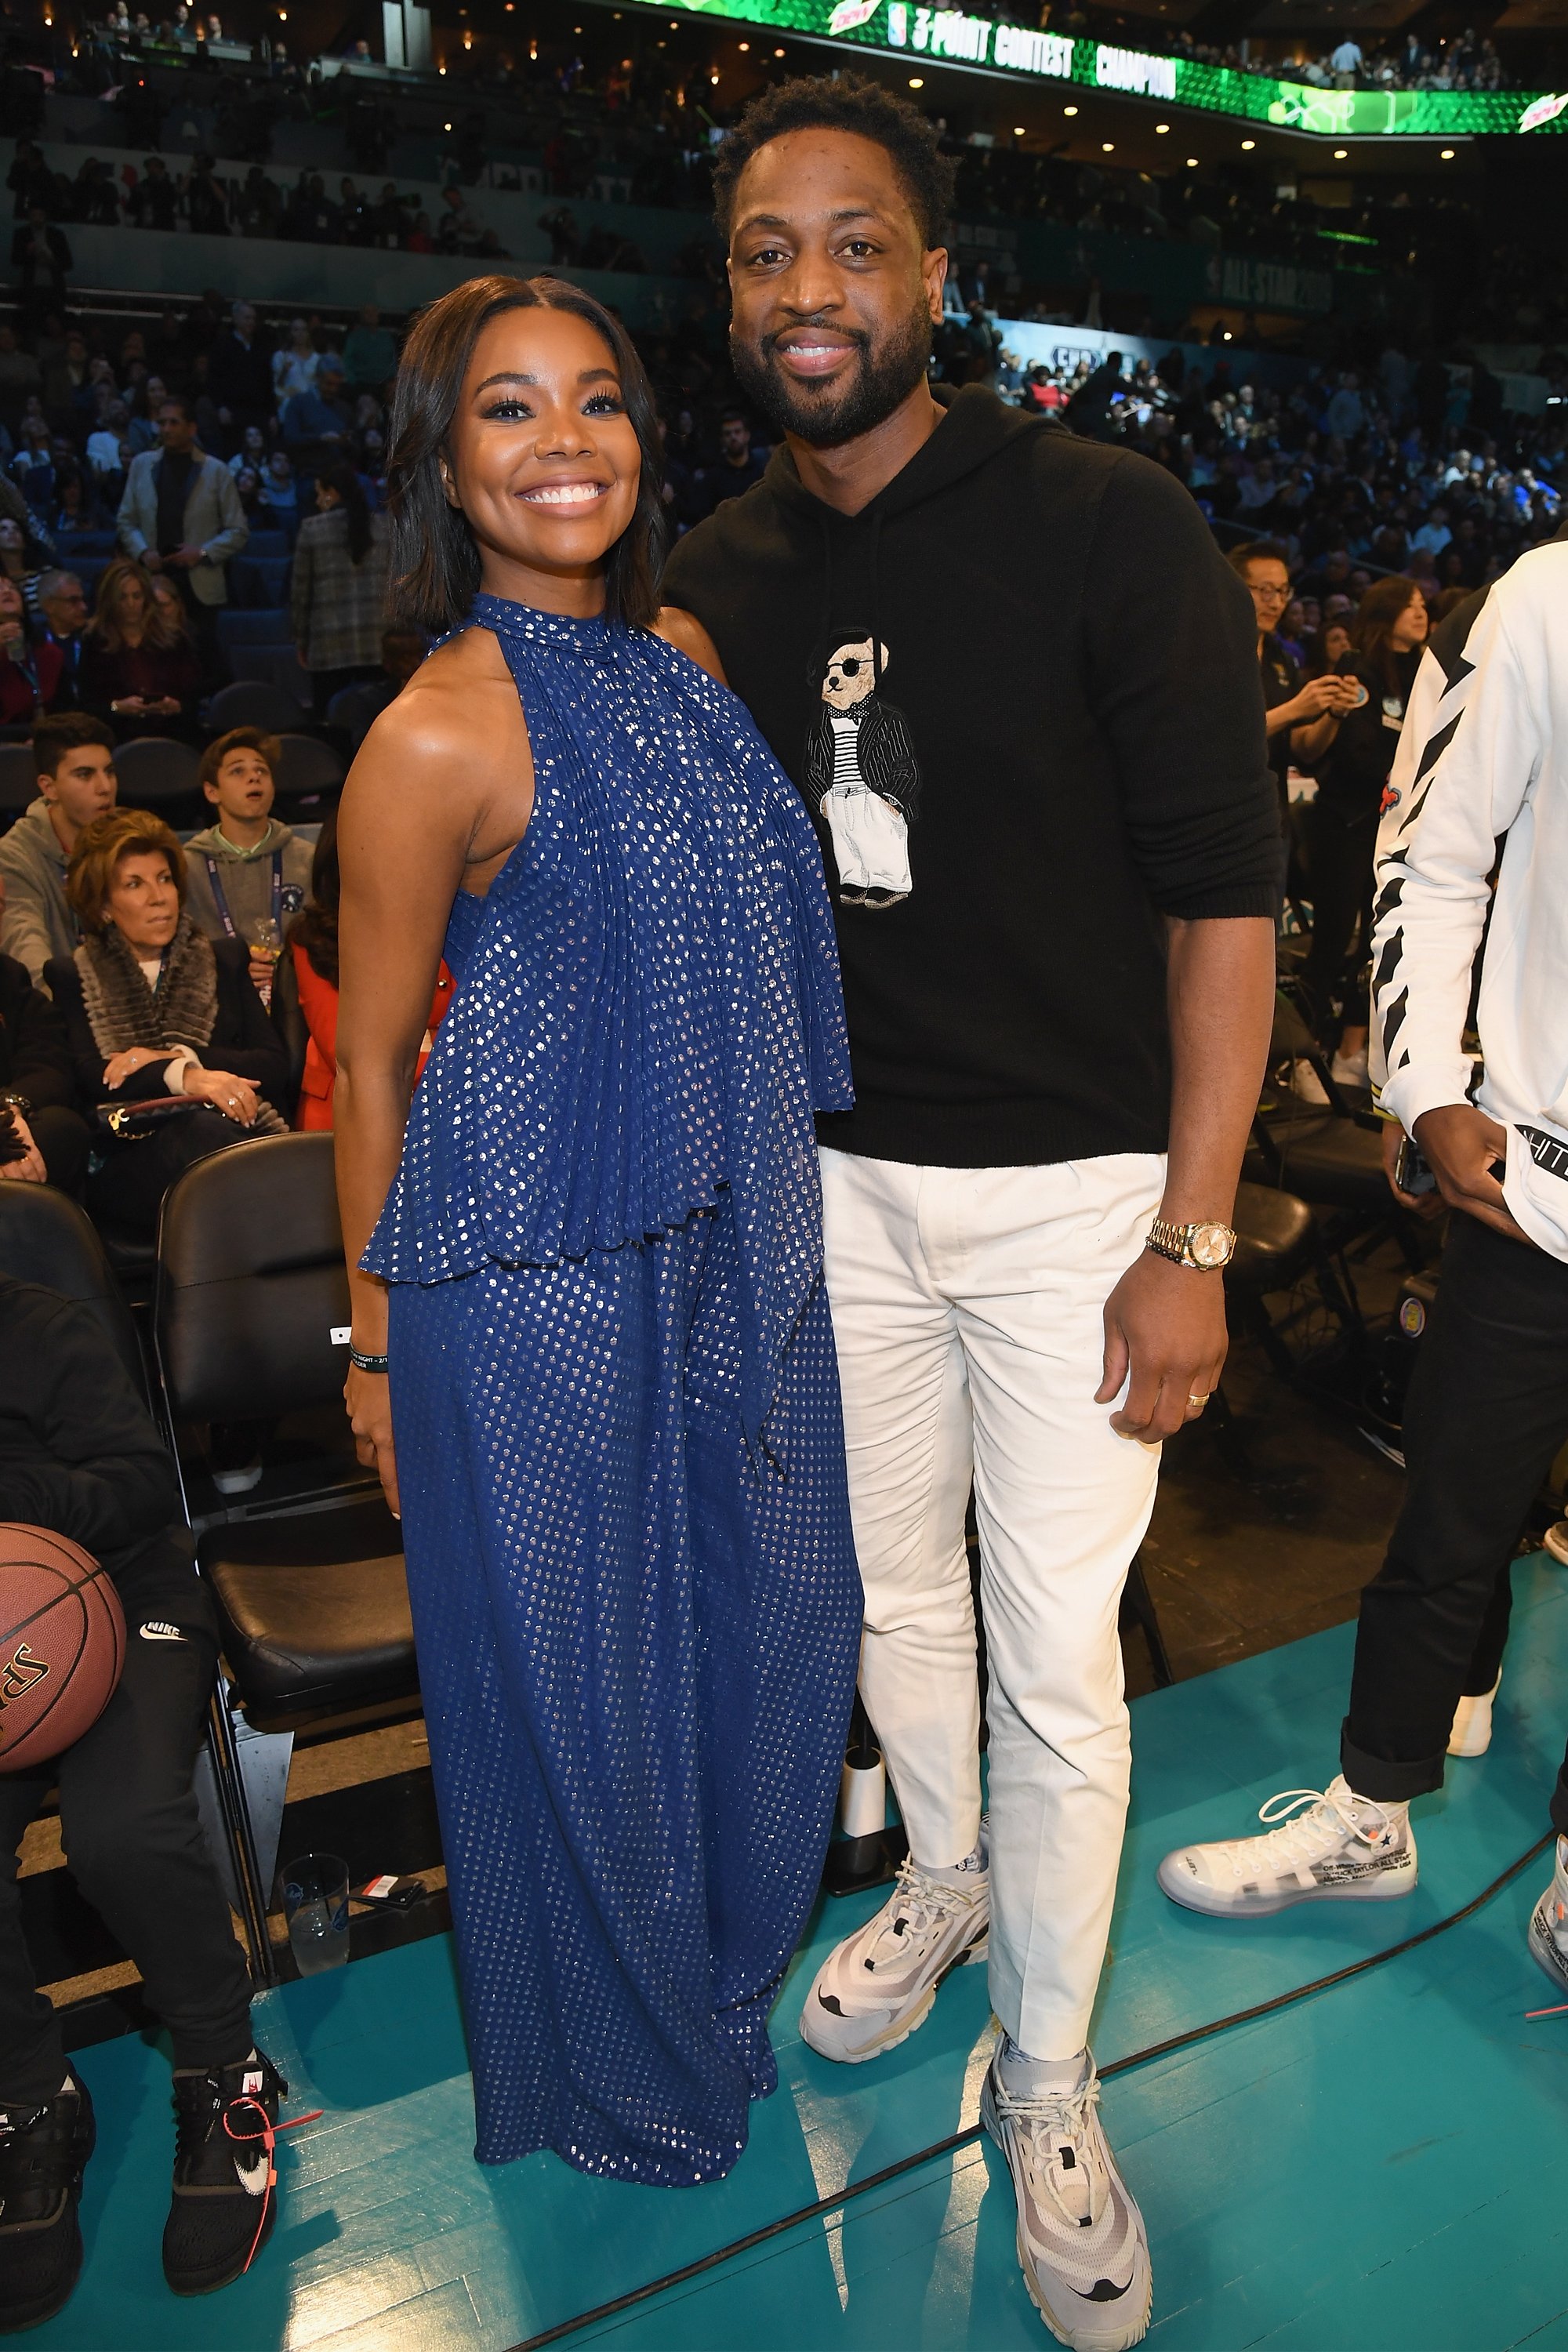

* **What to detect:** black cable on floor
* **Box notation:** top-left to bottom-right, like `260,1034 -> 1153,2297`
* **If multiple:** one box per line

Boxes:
509,1830 -> 1554,2351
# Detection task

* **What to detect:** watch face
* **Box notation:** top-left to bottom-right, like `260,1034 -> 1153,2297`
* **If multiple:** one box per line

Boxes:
1189,1222 -> 1235,1269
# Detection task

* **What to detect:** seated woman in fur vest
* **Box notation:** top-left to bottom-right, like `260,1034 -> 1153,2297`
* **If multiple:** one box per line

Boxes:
46,808 -> 289,1237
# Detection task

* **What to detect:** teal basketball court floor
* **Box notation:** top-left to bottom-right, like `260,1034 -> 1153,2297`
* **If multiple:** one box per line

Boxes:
35,1553 -> 1568,2352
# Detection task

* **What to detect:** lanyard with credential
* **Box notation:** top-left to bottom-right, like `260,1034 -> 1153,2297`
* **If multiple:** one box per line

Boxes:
204,850 -> 282,941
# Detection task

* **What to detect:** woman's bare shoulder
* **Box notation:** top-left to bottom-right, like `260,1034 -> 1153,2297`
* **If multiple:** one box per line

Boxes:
653,604 -> 727,686
356,628 -> 523,775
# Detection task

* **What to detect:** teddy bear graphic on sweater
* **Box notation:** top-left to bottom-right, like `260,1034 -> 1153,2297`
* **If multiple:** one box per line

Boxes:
802,633 -> 921,909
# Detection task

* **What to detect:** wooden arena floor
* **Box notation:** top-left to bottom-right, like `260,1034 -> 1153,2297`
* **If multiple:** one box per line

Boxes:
29,1550 -> 1568,2352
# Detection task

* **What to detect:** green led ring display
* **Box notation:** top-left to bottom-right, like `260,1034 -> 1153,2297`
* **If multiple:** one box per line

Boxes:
637,0 -> 1568,134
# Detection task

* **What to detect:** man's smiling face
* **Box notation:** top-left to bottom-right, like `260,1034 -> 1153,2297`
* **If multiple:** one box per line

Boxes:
726,128 -> 944,450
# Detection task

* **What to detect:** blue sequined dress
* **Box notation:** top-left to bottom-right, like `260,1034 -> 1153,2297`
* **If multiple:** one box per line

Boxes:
364,593 -> 861,2185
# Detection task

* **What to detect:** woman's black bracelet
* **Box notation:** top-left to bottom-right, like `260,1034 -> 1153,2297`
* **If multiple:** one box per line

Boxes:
348,1347 -> 390,1374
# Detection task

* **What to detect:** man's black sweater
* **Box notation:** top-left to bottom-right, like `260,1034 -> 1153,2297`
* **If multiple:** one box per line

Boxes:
662,386 -> 1281,1169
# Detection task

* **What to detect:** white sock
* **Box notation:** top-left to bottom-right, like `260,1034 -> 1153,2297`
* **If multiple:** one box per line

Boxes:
998,2036 -> 1090,2097
916,1839 -> 987,1886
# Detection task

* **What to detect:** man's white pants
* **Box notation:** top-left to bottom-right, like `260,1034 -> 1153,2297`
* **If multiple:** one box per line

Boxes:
819,1147 -> 1166,2062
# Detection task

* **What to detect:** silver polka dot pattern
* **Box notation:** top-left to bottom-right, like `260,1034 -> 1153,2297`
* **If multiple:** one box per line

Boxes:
375,597 -> 862,2185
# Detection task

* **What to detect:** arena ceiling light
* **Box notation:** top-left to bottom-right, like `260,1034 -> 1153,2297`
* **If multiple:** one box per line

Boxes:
1102,139 -> 1113,150
1440,146 -> 1456,158
1240,136 -> 1255,149
908,72 -> 923,84
1334,146 -> 1348,158
1014,123 -> 1025,134
1185,156 -> 1198,166
1155,122 -> 1169,133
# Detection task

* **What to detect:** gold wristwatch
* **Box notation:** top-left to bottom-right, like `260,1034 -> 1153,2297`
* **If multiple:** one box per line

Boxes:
1145,1216 -> 1237,1271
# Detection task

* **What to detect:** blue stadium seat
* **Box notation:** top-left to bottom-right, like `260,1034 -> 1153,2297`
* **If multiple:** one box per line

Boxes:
218,607 -> 293,651
115,736 -> 201,808
209,680 -> 309,734
224,646 -> 313,708
274,734 -> 345,803
229,557 -> 293,609
52,530 -> 117,558
0,744 -> 38,819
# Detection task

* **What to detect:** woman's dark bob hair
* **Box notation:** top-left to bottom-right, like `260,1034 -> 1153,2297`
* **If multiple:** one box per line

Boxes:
387,274 -> 666,636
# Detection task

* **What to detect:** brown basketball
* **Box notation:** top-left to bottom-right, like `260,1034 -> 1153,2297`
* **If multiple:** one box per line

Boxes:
0,1526 -> 126,1773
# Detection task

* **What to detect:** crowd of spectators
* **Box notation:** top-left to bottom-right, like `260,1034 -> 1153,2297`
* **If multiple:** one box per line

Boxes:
0,243 -> 1560,1245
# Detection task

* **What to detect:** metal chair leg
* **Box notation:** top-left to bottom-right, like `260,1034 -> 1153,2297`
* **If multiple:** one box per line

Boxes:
202,1678 -> 279,1987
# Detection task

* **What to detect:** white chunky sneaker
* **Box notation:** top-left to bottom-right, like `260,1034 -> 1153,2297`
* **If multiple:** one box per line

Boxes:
799,1853 -> 989,2063
1528,1836 -> 1568,2000
1448,1673 -> 1501,1758
981,2049 -> 1152,2350
1156,1775 -> 1417,1918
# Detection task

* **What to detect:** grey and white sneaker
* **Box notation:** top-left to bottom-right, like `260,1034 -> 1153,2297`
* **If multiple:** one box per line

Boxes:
1156,1775 -> 1417,1918
1527,1835 -> 1568,1998
981,2049 -> 1151,2351
799,1853 -> 989,2063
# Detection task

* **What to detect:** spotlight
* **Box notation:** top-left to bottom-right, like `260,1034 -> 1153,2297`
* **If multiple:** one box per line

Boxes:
1064,103 -> 1078,115
1102,140 -> 1113,151
1440,147 -> 1455,159
1334,147 -> 1347,158
1155,122 -> 1169,133
908,74 -> 923,86
1241,138 -> 1255,151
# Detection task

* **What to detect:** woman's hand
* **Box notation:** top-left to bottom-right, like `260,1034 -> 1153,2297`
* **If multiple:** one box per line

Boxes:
183,1066 -> 260,1125
111,695 -> 151,714
103,1044 -> 169,1088
345,1362 -> 399,1517
0,1112 -> 46,1185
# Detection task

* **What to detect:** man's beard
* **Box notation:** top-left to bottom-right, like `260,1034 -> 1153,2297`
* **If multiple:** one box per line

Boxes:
730,298 -> 933,449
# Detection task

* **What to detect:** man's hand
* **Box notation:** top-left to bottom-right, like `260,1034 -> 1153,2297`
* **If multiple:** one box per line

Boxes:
1414,1102 -> 1530,1243
140,550 -> 164,572
0,1112 -> 46,1185
1097,1248 -> 1229,1443
1380,1119 -> 1444,1221
169,543 -> 205,569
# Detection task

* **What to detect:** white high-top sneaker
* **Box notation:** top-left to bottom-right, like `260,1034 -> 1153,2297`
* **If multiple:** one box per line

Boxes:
1156,1775 -> 1417,1918
1448,1673 -> 1501,1759
1528,1836 -> 1568,1999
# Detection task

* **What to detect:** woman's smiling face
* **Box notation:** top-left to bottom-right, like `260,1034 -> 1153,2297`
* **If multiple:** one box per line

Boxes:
443,303 -> 641,613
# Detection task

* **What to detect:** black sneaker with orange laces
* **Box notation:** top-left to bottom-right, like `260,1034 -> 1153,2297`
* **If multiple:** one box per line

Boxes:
0,2074 -> 95,2334
162,2049 -> 287,2296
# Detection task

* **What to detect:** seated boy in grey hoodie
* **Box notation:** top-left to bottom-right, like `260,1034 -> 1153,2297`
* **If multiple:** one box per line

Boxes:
182,728 -> 313,993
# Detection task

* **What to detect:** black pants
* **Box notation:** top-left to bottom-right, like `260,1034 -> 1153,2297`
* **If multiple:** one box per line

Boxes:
1301,799 -> 1377,1044
1343,1213 -> 1568,1834
28,1106 -> 90,1198
0,1560 -> 253,2105
85,1108 -> 242,1240
169,571 -> 226,686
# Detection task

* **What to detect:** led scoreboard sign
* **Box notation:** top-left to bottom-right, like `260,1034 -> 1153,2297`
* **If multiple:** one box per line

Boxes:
632,0 -> 1568,136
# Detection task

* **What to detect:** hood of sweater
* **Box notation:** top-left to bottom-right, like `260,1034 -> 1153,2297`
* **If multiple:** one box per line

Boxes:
2,800 -> 67,884
757,385 -> 1032,689
184,815 -> 297,864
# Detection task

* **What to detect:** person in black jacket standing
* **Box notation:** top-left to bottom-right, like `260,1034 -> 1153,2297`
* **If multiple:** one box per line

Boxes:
662,78 -> 1280,2348
0,1275 -> 289,2324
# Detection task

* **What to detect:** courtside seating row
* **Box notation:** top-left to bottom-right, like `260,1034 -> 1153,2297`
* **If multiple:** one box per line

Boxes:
0,1143 -> 418,1982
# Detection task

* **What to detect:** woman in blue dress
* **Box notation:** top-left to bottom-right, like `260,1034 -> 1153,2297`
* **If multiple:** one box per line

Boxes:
331,275 -> 861,2186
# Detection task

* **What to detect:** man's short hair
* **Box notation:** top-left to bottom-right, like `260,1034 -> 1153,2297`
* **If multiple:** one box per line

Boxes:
199,725 -> 279,796
32,711 -> 115,777
712,72 -> 956,251
35,568 -> 82,608
158,391 -> 196,423
66,808 -> 185,935
1228,539 -> 1291,579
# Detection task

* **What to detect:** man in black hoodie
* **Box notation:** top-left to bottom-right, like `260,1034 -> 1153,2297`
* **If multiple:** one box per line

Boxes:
662,78 -> 1280,2348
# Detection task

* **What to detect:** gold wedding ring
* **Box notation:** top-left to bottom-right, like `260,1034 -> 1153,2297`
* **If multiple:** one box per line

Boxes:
1188,1392 -> 1210,1408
